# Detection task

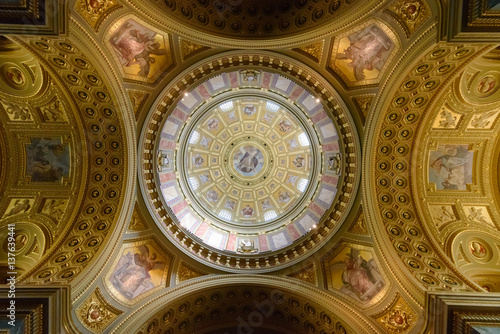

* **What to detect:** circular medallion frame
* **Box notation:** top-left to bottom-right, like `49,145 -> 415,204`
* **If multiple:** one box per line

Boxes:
139,51 -> 360,272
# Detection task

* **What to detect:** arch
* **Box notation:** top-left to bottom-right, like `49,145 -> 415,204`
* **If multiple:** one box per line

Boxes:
111,275 -> 379,334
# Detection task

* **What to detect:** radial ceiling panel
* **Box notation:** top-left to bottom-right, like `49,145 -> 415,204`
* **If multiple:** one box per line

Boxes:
140,57 -> 360,272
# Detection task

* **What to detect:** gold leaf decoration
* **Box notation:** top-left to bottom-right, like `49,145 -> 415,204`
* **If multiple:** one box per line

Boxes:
373,295 -> 416,333
76,0 -> 121,30
127,90 -> 149,121
177,261 -> 206,283
353,95 -> 374,120
180,39 -> 209,60
387,0 -> 430,36
348,211 -> 369,236
77,288 -> 123,333
41,198 -> 68,223
127,206 -> 148,232
294,41 -> 323,62
287,264 -> 316,285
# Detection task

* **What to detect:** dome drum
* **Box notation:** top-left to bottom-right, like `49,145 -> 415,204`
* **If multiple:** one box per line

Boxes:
140,61 -> 360,271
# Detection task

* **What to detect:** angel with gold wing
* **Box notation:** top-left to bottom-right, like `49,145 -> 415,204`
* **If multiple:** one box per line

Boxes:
112,244 -> 165,299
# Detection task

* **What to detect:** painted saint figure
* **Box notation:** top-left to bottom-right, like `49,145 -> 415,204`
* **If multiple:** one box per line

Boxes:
233,146 -> 264,176
339,248 -> 385,302
237,151 -> 259,173
111,245 -> 165,299
243,105 -> 256,116
429,145 -> 471,190
206,190 -> 219,202
241,205 -> 254,217
207,118 -> 219,131
279,119 -> 292,132
261,198 -> 273,210
193,154 -> 205,167
111,20 -> 167,77
338,25 -> 393,81
26,138 -> 70,183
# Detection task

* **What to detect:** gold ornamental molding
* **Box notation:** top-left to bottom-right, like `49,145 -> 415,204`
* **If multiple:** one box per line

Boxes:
8,32 -> 135,300
110,274 -> 380,334
0,286 -> 78,333
364,41 -> 495,305
424,292 -> 500,333
76,287 -> 123,333
0,1 -> 67,36
121,0 -> 389,49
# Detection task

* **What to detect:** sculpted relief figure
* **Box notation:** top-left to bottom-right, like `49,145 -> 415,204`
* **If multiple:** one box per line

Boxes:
3,199 -> 31,218
237,239 -> 258,253
437,108 -> 457,128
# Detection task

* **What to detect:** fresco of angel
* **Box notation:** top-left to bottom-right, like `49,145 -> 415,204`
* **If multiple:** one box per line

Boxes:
110,244 -> 165,300
110,19 -> 168,77
338,248 -> 385,302
337,25 -> 393,81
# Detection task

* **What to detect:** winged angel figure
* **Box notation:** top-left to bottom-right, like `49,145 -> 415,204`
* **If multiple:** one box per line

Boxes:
111,244 -> 165,299
110,20 -> 168,77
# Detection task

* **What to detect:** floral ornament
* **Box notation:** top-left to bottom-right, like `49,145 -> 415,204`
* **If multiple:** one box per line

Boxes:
77,288 -> 122,333
376,296 -> 415,334
241,205 -> 254,216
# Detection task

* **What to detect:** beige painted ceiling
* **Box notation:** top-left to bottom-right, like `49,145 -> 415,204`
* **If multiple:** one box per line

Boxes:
0,0 -> 499,333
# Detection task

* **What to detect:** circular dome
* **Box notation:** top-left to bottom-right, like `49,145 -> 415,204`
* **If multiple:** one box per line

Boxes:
178,94 -> 320,234
153,71 -> 341,261
140,53 -> 360,271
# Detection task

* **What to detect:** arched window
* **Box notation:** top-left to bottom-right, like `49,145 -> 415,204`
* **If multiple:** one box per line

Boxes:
266,101 -> 279,112
298,132 -> 310,146
297,178 -> 308,192
220,101 -> 233,111
264,211 -> 278,221
188,176 -> 199,190
189,130 -> 200,144
218,210 -> 232,221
